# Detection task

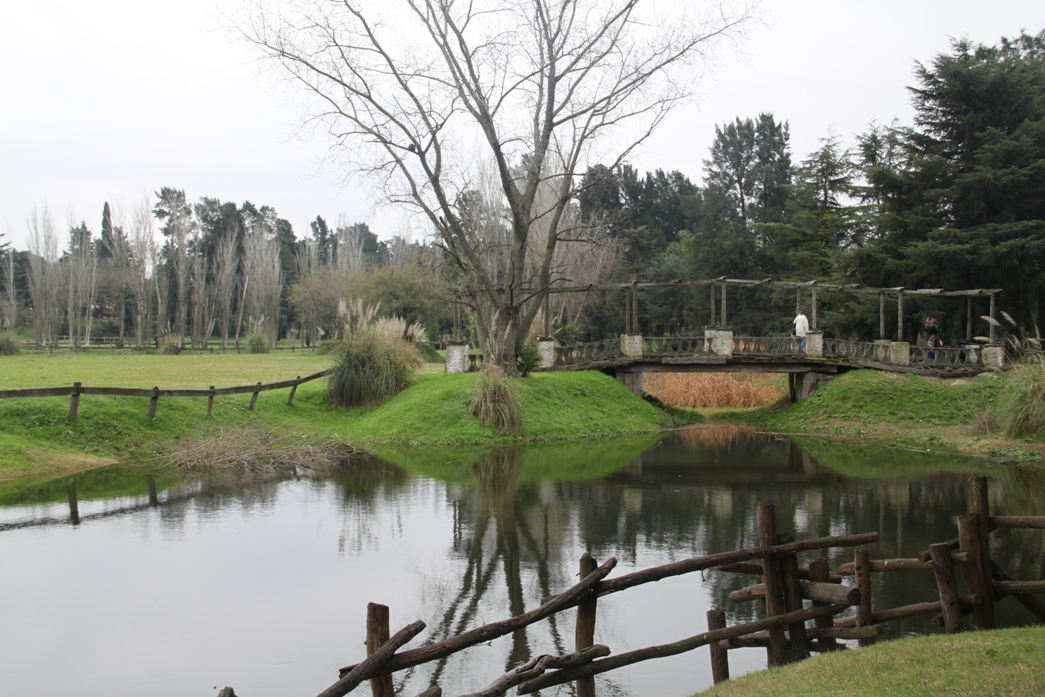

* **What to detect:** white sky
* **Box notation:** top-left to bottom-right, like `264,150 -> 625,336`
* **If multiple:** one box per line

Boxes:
2,0 -> 1044,250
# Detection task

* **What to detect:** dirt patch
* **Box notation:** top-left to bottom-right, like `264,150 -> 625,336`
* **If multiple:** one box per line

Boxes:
162,428 -> 370,475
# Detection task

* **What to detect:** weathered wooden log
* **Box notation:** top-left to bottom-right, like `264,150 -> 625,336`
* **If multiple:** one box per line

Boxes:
728,580 -> 861,606
707,609 -> 729,685
957,513 -> 995,629
930,543 -> 962,633
248,382 -> 262,411
808,625 -> 881,640
575,553 -> 598,697
757,501 -> 790,667
837,553 -> 968,575
458,646 -> 609,697
367,603 -> 395,697
287,376 -> 300,406
339,557 -> 617,677
718,633 -> 853,652
217,688 -> 238,697
595,532 -> 879,597
515,604 -> 847,694
853,549 -> 876,646
992,563 -> 1045,623
993,580 -> 1045,594
836,595 -> 980,628
414,688 -> 442,697
918,537 -> 959,564
778,533 -> 811,662
317,619 -> 426,697
718,561 -> 842,583
990,516 -> 1045,530
207,386 -> 215,417
148,386 -> 159,419
808,558 -> 838,652
68,382 -> 81,421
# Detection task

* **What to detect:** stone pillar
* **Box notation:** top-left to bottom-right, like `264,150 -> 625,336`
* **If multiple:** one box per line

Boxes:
982,345 -> 1005,369
804,330 -> 824,358
536,338 -> 556,369
889,341 -> 910,367
616,371 -> 643,397
709,329 -> 733,358
621,334 -> 644,359
874,340 -> 892,363
445,342 -> 470,374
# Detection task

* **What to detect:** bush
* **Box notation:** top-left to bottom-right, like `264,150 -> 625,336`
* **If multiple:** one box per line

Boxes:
328,331 -> 422,408
470,364 -> 522,435
516,343 -> 541,377
998,364 -> 1045,438
159,336 -> 181,355
246,332 -> 269,354
0,334 -> 20,356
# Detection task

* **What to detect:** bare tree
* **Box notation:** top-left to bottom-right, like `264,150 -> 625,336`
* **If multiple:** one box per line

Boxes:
241,208 -> 285,345
128,195 -> 155,349
26,203 -> 63,347
1,232 -> 16,333
242,0 -> 752,371
212,226 -> 239,349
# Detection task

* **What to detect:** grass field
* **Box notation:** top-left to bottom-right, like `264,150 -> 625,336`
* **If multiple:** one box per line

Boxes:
0,352 -> 671,480
697,626 -> 1045,697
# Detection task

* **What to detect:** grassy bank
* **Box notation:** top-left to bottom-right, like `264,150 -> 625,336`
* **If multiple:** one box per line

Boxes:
0,353 -> 673,479
707,369 -> 1043,461
698,626 -> 1045,697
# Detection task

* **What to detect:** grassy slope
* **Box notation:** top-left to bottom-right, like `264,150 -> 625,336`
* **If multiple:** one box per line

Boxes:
698,627 -> 1045,697
0,353 -> 671,479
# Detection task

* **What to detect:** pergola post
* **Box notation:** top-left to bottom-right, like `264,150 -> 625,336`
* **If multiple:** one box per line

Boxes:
625,286 -> 633,334
811,287 -> 818,330
967,296 -> 973,342
709,283 -> 716,327
989,293 -> 997,343
897,290 -> 905,342
796,289 -> 801,315
631,281 -> 639,334
721,283 -> 728,326
879,293 -> 886,340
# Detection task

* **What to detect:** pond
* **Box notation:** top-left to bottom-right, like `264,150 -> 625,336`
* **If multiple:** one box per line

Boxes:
1,427 -> 1043,697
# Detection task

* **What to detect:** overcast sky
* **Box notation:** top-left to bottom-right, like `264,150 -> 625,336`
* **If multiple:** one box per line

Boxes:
2,0 -> 1044,251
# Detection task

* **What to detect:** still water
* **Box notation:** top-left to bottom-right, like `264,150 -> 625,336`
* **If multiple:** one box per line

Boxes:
1,427 -> 1044,697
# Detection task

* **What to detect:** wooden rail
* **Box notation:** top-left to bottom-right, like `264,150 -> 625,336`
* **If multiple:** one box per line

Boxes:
0,369 -> 332,420
251,474 -> 1045,697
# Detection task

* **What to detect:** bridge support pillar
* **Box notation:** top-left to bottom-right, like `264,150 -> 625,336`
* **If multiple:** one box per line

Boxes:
616,371 -> 643,397
445,341 -> 470,374
889,341 -> 910,367
705,328 -> 733,358
804,330 -> 824,358
537,338 -> 556,369
621,334 -> 644,358
983,345 -> 1005,369
790,372 -> 834,402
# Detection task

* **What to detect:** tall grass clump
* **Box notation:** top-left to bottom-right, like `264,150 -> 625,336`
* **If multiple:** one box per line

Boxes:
469,364 -> 522,435
246,332 -> 269,354
159,335 -> 181,355
989,312 -> 1045,438
327,298 -> 424,408
0,334 -> 20,355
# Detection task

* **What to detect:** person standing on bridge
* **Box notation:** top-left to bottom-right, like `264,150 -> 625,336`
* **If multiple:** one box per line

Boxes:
793,309 -> 810,351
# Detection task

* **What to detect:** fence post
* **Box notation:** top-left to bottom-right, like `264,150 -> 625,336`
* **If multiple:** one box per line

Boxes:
248,382 -> 261,412
853,548 -> 876,646
957,513 -> 995,629
756,500 -> 789,666
575,552 -> 598,697
366,603 -> 395,697
68,382 -> 82,421
930,542 -> 962,633
287,377 -> 300,406
66,483 -> 80,525
807,558 -> 838,652
207,386 -> 216,418
777,533 -> 811,661
707,608 -> 729,684
148,387 -> 159,420
147,475 -> 158,507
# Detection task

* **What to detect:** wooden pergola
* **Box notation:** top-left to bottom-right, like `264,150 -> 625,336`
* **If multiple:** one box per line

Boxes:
525,278 -> 1002,344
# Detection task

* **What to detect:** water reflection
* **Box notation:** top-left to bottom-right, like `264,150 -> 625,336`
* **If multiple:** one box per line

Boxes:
1,430 -> 1044,697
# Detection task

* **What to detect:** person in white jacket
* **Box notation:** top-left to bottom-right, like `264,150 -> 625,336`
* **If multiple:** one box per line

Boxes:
793,310 -> 810,351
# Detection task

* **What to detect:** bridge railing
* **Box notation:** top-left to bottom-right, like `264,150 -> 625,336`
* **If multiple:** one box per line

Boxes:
554,339 -> 623,366
822,339 -> 883,362
910,345 -> 982,368
642,335 -> 710,357
731,336 -> 797,357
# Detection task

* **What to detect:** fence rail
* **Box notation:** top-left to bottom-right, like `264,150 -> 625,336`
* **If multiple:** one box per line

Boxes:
0,369 -> 332,420
265,474 -> 1044,697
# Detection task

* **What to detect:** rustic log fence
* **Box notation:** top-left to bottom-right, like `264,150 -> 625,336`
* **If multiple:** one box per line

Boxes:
0,369 -> 332,421
263,474 -> 1045,697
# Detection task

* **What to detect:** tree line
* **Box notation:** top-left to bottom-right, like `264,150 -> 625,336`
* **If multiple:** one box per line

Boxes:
2,28 -> 1043,351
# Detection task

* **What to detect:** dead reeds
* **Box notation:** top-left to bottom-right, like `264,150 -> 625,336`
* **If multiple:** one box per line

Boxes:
643,372 -> 786,409
163,428 -> 368,474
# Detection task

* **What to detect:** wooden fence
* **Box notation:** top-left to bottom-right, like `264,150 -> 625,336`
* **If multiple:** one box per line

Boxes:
0,369 -> 332,421
259,474 -> 1044,697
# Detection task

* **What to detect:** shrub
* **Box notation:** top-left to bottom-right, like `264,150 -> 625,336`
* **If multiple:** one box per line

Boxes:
516,343 -> 541,377
998,365 -> 1045,438
327,299 -> 424,408
159,336 -> 181,355
470,364 -> 522,435
0,334 -> 20,356
246,332 -> 270,354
